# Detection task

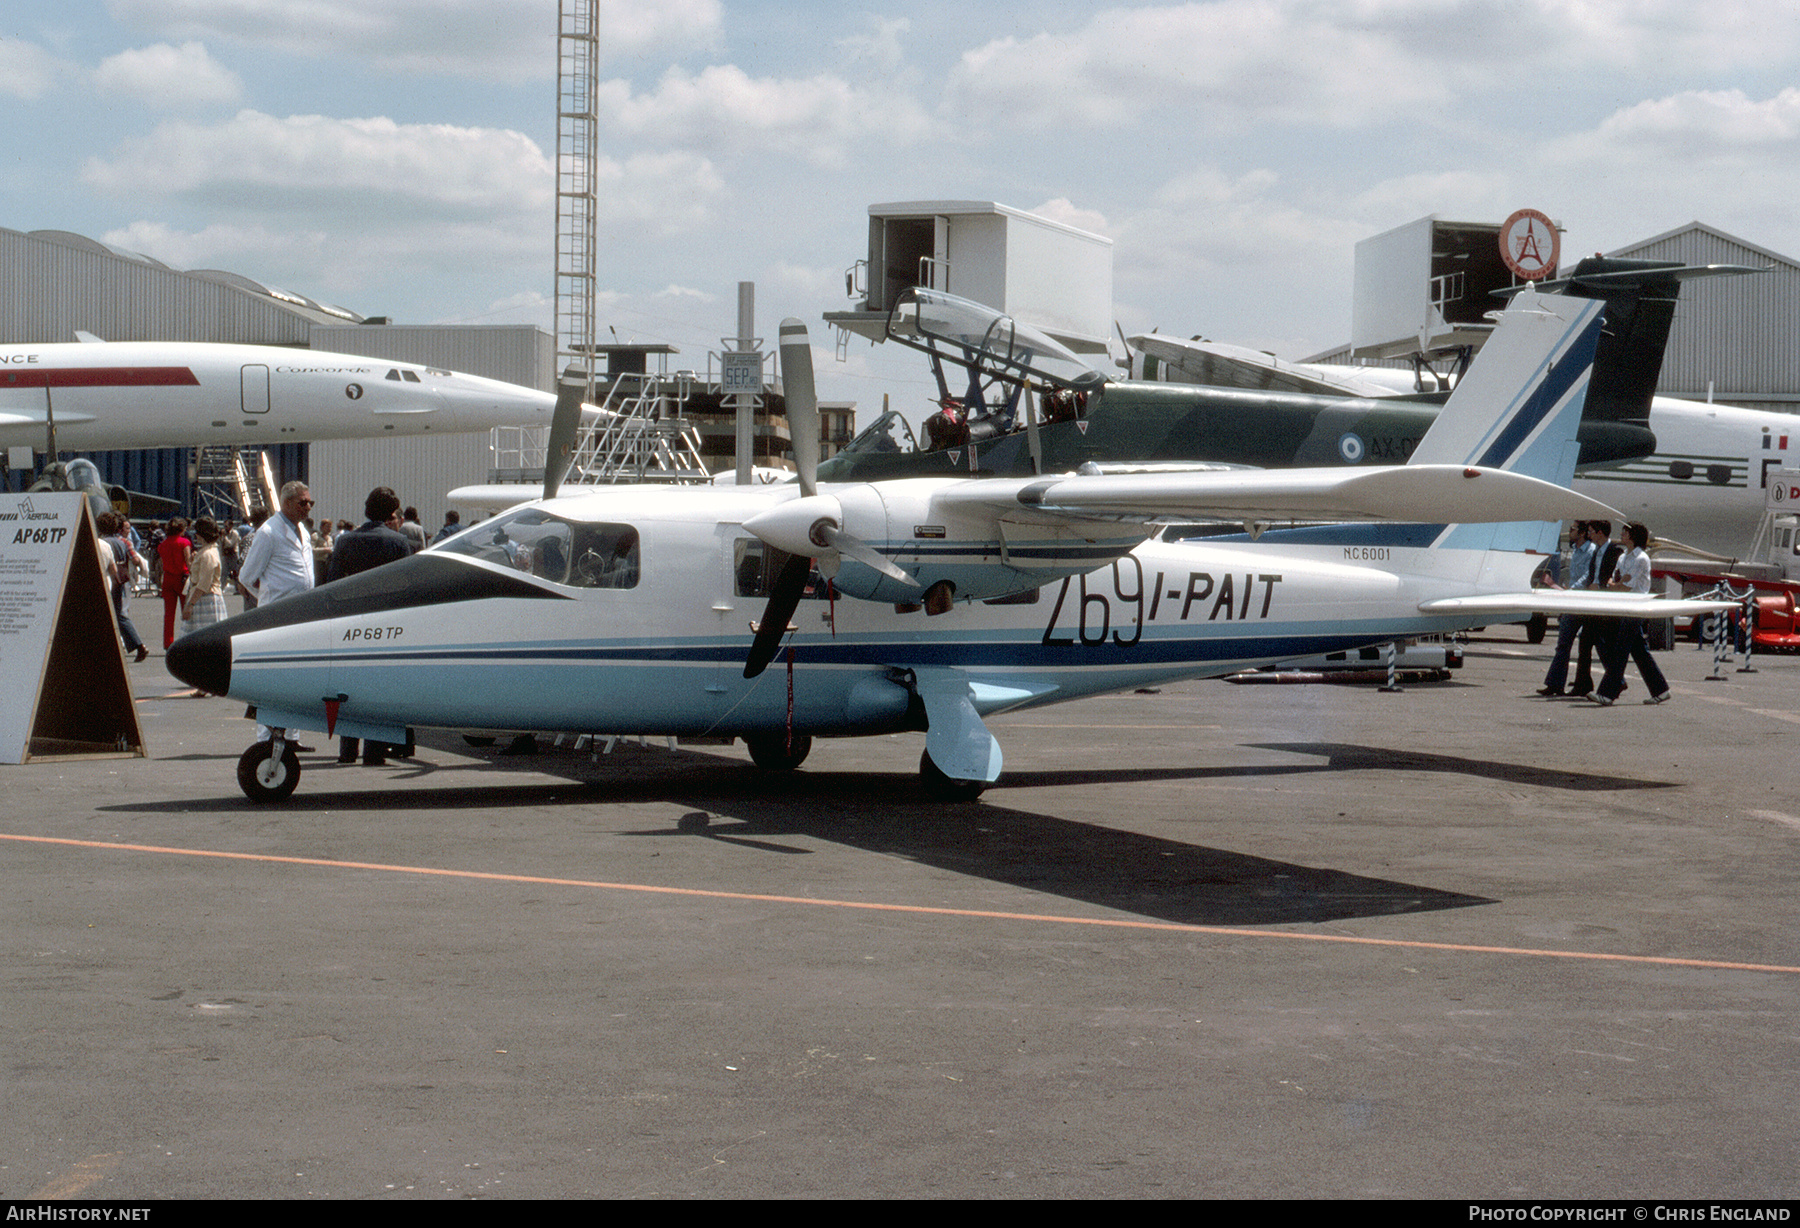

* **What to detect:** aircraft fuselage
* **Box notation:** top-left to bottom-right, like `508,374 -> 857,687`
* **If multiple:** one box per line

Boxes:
170,485 -> 1531,749
0,341 -> 557,451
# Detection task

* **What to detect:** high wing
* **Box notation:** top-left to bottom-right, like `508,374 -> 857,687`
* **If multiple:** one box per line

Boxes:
930,464 -> 1615,528
1419,591 -> 1733,619
1130,333 -> 1415,399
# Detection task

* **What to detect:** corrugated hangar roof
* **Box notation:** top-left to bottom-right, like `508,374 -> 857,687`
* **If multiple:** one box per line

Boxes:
1,225 -> 365,346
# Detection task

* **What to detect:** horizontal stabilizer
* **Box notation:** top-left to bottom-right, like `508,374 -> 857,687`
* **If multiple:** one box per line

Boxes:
1418,592 -> 1735,619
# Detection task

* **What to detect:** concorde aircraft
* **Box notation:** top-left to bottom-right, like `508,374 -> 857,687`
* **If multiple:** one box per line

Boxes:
167,293 -> 1729,805
0,338 -> 559,453
817,261 -> 1782,558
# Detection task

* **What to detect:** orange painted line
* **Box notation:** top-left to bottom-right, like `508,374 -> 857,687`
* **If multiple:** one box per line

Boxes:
6,831 -> 1799,976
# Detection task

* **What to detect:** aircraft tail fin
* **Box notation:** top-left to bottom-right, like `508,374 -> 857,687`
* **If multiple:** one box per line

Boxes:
1408,288 -> 1603,479
1404,287 -> 1605,554
1527,257 -> 1761,429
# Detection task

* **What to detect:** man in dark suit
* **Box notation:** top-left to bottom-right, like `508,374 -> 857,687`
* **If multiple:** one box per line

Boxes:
326,487 -> 413,763
1570,519 -> 1624,697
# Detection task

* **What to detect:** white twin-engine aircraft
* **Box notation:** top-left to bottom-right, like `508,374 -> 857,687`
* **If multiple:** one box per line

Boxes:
0,339 -> 559,451
168,291 -> 1727,803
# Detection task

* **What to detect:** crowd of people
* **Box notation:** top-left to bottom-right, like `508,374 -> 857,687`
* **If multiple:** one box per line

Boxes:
105,483 -> 462,716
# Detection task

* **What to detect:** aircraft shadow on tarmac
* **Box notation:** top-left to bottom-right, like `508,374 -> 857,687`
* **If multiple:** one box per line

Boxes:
1241,743 -> 1676,792
102,736 -> 1515,928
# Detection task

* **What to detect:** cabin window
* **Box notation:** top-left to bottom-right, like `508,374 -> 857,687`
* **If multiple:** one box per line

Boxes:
441,508 -> 639,589
734,539 -> 829,600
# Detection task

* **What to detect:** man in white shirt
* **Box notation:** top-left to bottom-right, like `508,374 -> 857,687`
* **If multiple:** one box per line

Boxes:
239,482 -> 317,606
237,481 -> 318,748
1592,521 -> 1671,706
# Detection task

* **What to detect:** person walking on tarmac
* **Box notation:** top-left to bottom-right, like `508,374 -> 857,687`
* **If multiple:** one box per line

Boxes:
1568,520 -> 1624,698
1589,522 -> 1671,707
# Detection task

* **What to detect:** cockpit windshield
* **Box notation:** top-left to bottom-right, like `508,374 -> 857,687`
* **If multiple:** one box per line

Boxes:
838,408 -> 921,456
885,288 -> 1106,393
438,506 -> 639,589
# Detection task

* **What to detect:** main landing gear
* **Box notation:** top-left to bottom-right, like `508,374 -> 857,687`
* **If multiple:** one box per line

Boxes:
237,737 -> 301,803
745,733 -> 812,771
919,749 -> 986,802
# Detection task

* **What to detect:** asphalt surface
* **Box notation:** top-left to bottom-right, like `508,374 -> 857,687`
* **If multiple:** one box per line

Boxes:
5,629 -> 1798,1199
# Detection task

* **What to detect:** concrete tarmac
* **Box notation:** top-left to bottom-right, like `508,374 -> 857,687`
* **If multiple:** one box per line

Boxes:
5,630 -> 1797,1199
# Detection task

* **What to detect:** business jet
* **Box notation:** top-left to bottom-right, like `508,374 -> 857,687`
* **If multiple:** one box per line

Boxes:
0,338 -> 559,453
167,293 -> 1728,805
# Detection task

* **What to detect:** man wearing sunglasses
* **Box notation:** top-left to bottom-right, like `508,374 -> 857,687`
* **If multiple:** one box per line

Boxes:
239,481 -> 318,609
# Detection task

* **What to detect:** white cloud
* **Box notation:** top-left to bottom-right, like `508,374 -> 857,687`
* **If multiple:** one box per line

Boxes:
0,37 -> 68,100
83,110 -> 726,314
82,110 -> 555,220
94,42 -> 243,108
836,16 -> 911,78
106,0 -> 722,81
598,65 -> 933,165
942,1 -> 1800,135
945,3 -> 1452,131
652,284 -> 717,302
1029,198 -> 1112,238
1349,170 -> 1516,228
1539,88 -> 1800,258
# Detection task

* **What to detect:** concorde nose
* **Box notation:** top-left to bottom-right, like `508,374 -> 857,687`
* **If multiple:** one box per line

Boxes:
166,619 -> 234,697
433,373 -> 557,429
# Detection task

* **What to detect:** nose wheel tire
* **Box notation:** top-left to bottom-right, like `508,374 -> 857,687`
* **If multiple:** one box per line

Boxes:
746,733 -> 812,771
238,741 -> 301,803
919,749 -> 986,802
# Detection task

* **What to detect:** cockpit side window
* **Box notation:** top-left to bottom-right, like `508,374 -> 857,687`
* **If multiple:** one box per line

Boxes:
439,509 -> 639,589
570,523 -> 639,589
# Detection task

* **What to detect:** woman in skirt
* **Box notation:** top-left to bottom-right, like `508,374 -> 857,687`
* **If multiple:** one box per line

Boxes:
180,518 -> 228,692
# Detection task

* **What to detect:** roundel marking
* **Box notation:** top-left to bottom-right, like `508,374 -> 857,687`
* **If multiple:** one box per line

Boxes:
345,383 -> 364,400
1338,432 -> 1365,463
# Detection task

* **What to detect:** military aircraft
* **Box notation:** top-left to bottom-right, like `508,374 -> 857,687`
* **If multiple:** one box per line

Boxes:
1130,328 -> 1800,560
167,288 -> 1727,805
0,338 -> 560,453
819,261 -> 1783,557
814,258 -> 1713,484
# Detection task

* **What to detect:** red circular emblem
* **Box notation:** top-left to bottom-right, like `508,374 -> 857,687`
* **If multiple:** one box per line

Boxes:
1499,209 -> 1559,281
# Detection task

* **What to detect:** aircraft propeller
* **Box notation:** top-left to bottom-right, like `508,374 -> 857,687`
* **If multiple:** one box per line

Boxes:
541,366 -> 590,501
743,319 -> 915,679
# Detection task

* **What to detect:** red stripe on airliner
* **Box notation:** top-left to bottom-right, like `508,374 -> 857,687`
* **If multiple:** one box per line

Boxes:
0,367 -> 201,389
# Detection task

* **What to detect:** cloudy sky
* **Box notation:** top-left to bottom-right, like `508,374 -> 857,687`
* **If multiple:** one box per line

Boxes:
4,1 -> 1798,411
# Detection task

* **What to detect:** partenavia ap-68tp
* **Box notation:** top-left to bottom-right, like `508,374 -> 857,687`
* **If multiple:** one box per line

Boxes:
168,289 -> 1724,803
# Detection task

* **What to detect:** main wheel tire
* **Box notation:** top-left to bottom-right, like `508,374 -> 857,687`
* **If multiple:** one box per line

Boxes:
462,734 -> 497,747
746,733 -> 812,771
919,749 -> 986,802
1525,613 -> 1548,644
237,741 -> 301,803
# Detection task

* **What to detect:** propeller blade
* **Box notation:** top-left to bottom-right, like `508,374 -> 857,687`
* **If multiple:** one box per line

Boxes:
779,318 -> 819,498
816,522 -> 918,588
744,551 -> 813,679
542,365 -> 588,501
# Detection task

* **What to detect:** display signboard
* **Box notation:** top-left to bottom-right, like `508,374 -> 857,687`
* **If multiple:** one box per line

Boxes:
719,351 -> 765,395
0,493 -> 144,762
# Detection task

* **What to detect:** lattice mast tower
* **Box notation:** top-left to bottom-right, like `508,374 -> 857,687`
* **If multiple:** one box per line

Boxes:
555,0 -> 598,403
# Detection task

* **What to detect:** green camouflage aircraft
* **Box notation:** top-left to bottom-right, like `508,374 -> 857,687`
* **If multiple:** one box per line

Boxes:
817,260 -> 1730,485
